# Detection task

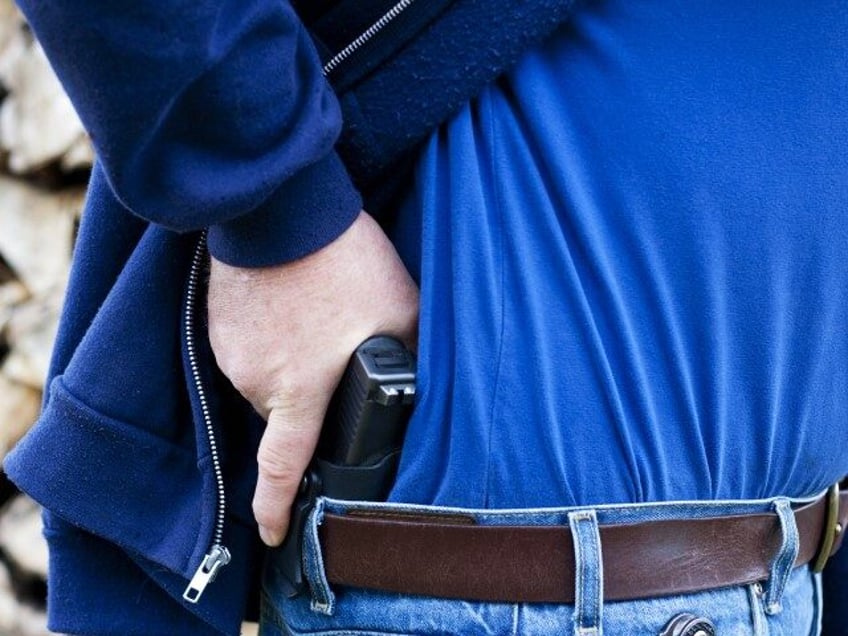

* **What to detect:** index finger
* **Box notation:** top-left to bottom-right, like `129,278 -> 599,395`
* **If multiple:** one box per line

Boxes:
252,407 -> 322,546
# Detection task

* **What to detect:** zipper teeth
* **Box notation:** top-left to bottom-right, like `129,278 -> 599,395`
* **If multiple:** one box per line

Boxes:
322,0 -> 415,76
186,233 -> 227,547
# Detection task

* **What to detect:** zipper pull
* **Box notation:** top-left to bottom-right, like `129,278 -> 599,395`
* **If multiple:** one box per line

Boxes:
183,545 -> 231,604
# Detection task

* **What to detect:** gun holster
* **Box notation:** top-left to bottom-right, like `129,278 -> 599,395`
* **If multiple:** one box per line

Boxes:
274,450 -> 403,598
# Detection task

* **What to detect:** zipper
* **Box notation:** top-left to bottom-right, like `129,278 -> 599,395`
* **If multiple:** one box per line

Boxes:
182,232 -> 231,604
322,0 -> 416,77
180,1 -> 418,600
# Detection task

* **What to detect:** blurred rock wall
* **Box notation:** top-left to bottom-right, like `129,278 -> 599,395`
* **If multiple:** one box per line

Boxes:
1,3 -> 91,634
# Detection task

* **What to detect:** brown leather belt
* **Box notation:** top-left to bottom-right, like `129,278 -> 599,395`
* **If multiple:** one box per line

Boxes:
319,487 -> 848,603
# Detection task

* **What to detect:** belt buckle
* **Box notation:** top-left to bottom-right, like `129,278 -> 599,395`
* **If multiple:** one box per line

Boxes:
811,482 -> 842,573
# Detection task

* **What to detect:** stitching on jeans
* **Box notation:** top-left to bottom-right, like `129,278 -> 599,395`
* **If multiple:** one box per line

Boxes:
347,510 -> 476,525
323,488 -> 825,520
588,515 -> 601,630
591,521 -> 601,629
578,527 -> 588,628
577,518 -> 587,628
747,583 -> 767,636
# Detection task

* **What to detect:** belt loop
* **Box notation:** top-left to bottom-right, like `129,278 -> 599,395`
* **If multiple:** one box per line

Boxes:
568,509 -> 604,636
302,498 -> 336,615
764,498 -> 799,615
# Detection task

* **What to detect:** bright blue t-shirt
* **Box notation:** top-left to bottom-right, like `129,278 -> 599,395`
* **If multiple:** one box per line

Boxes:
390,0 -> 848,507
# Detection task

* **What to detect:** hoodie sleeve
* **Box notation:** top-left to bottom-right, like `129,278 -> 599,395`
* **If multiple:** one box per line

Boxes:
16,0 -> 361,267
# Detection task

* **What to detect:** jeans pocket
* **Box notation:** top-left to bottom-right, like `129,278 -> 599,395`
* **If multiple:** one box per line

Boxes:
745,566 -> 821,636
260,588 -> 408,636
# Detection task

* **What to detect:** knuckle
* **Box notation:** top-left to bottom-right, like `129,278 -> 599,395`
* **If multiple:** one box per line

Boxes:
223,363 -> 256,396
256,446 -> 300,488
209,347 -> 260,397
252,497 -> 285,531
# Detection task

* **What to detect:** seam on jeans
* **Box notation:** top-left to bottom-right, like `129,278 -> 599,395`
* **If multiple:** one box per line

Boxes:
481,85 -> 507,508
511,604 -> 519,636
588,517 -> 602,632
259,588 -> 288,632
321,488 -> 825,518
748,584 -> 763,636
577,529 -> 588,628
811,569 -> 823,636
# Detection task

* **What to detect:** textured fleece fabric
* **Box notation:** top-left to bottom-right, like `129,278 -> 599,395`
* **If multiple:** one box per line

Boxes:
15,0 -> 362,267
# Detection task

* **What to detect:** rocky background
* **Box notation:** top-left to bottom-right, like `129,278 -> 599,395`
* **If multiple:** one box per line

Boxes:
0,2 -> 90,634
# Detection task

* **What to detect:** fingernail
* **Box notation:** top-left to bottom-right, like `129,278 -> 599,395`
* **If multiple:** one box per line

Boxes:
259,525 -> 282,547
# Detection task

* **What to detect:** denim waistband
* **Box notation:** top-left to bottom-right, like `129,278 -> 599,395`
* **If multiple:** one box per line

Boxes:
315,489 -> 826,527
285,489 -> 826,630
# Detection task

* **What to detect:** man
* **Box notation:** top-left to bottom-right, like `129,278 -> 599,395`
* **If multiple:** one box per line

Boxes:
6,0 -> 848,634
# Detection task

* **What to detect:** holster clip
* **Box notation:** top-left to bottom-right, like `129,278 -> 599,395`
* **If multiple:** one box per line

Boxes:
275,468 -> 323,598
272,450 -> 403,598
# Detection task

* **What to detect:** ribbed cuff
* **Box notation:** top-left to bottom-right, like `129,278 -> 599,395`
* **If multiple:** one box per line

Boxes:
207,152 -> 362,267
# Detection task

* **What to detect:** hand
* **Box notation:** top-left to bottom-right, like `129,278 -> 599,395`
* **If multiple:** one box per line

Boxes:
207,211 -> 419,546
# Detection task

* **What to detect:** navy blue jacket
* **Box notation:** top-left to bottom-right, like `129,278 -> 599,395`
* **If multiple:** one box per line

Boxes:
4,1 -> 579,634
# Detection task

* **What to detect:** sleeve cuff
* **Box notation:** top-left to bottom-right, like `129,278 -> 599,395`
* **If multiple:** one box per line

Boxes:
206,152 -> 362,267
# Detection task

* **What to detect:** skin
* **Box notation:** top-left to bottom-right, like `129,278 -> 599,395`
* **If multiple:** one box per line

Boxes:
207,211 -> 419,546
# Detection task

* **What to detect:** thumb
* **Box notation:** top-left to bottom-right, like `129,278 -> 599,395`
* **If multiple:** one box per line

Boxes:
252,405 -> 323,546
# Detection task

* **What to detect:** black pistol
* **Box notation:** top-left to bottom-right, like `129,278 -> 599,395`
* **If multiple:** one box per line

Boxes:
275,336 -> 416,596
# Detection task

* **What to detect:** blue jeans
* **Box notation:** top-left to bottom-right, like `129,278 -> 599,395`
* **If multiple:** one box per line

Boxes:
259,494 -> 824,635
